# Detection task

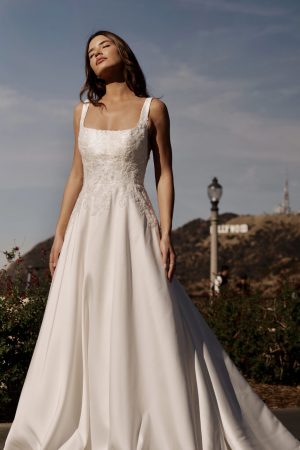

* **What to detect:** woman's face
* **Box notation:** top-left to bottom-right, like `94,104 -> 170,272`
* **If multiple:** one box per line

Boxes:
88,35 -> 123,79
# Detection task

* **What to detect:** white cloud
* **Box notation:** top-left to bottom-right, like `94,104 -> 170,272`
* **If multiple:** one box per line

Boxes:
177,0 -> 290,17
0,85 -> 74,126
0,84 -> 76,188
152,64 -> 300,163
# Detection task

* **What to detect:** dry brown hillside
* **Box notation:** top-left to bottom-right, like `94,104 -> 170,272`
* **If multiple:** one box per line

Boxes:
2,213 -> 300,298
172,213 -> 300,298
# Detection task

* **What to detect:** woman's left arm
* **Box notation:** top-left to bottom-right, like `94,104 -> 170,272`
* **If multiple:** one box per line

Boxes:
149,98 -> 176,282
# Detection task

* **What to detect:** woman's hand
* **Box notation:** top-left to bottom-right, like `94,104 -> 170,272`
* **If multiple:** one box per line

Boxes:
49,234 -> 64,277
159,234 -> 176,282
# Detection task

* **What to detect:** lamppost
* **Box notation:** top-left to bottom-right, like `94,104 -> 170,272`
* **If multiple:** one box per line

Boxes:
207,177 -> 223,292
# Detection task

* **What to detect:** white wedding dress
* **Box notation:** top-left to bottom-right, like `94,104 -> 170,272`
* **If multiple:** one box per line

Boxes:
4,97 -> 300,450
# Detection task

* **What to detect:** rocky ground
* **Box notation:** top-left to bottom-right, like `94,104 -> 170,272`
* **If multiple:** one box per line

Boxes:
248,381 -> 300,409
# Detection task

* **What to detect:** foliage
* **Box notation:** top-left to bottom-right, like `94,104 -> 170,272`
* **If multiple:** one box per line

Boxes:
196,282 -> 300,385
0,246 -> 48,421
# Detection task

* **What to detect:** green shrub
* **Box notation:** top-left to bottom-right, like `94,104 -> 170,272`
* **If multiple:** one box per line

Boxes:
0,247 -> 48,421
197,283 -> 300,385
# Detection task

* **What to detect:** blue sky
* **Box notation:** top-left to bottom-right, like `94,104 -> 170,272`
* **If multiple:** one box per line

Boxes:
0,0 -> 299,268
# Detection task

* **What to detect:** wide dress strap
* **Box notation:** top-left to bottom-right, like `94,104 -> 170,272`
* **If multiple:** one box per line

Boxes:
79,100 -> 89,128
140,97 -> 153,124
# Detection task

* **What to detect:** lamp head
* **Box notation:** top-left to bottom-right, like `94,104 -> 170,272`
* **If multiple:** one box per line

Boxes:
207,177 -> 223,210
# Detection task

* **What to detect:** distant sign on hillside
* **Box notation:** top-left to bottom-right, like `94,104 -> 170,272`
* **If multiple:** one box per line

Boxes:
209,224 -> 249,234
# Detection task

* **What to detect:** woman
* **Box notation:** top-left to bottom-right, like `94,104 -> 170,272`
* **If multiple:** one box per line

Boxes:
4,30 -> 300,450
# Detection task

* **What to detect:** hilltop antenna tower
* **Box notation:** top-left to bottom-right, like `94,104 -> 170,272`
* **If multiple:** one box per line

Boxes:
282,176 -> 291,214
273,171 -> 292,215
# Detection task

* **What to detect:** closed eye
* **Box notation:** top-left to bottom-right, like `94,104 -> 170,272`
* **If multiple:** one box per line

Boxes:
89,45 -> 110,59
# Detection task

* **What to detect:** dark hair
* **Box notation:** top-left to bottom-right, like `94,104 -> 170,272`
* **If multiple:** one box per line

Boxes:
79,30 -> 151,107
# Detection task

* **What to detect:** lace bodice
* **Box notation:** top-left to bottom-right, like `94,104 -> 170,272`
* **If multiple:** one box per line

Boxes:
69,97 -> 159,228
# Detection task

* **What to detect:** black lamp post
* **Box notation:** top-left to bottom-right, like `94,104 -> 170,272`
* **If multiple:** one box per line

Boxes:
207,177 -> 223,291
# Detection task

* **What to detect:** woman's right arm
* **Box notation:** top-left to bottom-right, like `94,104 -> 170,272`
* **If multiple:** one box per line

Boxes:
49,102 -> 84,276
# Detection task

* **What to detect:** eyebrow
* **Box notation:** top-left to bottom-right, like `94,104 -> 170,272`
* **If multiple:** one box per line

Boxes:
88,39 -> 111,54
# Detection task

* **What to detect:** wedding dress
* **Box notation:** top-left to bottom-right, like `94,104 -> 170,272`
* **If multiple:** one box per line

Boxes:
4,97 -> 300,450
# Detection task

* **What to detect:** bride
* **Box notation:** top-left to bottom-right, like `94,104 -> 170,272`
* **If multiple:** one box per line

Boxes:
4,29 -> 300,449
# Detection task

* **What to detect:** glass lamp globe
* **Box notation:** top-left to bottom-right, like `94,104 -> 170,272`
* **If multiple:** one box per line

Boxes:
207,177 -> 223,204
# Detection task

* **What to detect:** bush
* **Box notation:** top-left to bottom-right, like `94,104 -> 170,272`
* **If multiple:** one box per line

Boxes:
0,246 -> 48,421
196,283 -> 300,385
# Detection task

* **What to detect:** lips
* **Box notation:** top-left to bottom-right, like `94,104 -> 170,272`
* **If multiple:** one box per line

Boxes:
96,57 -> 107,65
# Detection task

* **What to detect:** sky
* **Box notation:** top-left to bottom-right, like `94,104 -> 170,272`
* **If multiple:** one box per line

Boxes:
0,0 -> 299,268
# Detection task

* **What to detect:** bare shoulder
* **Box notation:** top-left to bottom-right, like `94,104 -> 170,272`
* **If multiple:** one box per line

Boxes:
74,101 -> 85,117
73,101 -> 86,128
149,98 -> 169,124
149,97 -> 170,130
150,97 -> 168,114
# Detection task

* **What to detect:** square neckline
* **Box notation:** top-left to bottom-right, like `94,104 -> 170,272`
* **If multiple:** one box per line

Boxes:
82,97 -> 150,133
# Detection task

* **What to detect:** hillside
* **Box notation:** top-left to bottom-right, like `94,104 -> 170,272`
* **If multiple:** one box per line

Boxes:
172,213 -> 300,297
2,213 -> 300,297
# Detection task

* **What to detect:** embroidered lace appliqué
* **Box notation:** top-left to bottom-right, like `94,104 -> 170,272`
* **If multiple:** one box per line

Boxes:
69,183 -> 158,229
68,97 -> 159,229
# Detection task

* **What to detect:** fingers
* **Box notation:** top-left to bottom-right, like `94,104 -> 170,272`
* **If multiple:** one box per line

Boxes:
49,260 -> 56,277
162,248 -> 176,282
49,251 -> 58,277
168,251 -> 176,281
162,251 -> 168,271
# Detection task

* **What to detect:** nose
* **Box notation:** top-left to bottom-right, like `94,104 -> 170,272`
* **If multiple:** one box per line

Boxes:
95,47 -> 103,57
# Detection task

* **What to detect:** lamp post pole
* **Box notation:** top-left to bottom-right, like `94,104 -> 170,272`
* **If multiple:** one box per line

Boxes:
210,204 -> 218,290
207,177 -> 223,292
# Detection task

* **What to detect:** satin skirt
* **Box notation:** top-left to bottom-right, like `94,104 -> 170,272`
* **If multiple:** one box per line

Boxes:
4,186 -> 300,449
